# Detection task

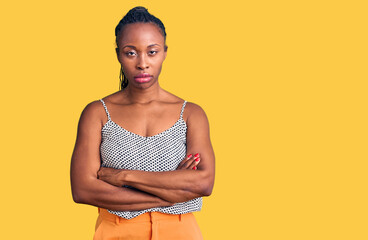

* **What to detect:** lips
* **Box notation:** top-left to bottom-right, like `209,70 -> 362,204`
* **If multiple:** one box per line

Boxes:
134,73 -> 153,83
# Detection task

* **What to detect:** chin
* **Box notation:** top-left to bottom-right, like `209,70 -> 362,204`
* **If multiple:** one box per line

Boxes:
130,79 -> 158,89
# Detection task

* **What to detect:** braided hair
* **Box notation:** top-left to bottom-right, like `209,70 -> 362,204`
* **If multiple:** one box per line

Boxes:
115,6 -> 167,90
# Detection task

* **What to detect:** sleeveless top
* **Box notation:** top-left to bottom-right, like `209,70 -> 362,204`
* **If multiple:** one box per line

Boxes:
99,99 -> 203,219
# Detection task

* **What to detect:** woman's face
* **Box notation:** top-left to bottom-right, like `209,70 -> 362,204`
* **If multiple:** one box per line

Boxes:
117,22 -> 167,89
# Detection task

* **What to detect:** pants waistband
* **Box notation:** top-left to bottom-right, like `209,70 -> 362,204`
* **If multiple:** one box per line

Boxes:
97,208 -> 189,224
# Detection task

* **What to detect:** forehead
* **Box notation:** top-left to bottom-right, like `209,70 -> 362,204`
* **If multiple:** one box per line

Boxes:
118,22 -> 164,47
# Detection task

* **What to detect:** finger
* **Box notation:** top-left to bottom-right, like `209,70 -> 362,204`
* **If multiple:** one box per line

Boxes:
185,153 -> 200,169
178,159 -> 193,170
177,159 -> 187,169
183,156 -> 200,170
177,154 -> 193,169
182,158 -> 196,169
188,157 -> 200,170
178,154 -> 192,167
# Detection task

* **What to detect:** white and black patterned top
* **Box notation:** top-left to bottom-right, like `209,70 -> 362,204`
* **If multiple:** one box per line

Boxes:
99,99 -> 202,219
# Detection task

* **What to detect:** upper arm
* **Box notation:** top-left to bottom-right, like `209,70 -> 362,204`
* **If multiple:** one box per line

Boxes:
185,102 -> 215,195
70,100 -> 105,201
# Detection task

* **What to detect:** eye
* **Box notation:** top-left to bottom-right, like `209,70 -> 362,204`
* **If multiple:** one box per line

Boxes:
148,50 -> 158,55
125,51 -> 136,56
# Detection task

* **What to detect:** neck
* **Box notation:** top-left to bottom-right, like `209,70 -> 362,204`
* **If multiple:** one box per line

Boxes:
123,81 -> 161,104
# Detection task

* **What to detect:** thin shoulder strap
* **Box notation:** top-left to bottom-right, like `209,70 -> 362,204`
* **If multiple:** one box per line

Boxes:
99,99 -> 111,121
180,100 -> 187,119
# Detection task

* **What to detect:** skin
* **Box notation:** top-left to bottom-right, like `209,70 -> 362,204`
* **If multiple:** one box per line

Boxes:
70,22 -> 215,211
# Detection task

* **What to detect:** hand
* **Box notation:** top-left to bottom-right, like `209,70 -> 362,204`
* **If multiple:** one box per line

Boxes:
176,153 -> 201,170
97,167 -> 125,187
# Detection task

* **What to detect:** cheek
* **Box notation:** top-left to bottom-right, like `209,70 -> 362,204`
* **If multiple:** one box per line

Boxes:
120,60 -> 134,72
153,55 -> 166,68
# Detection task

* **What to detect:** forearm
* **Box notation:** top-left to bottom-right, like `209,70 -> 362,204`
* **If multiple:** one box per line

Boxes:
72,177 -> 173,211
121,169 -> 212,202
125,182 -> 202,203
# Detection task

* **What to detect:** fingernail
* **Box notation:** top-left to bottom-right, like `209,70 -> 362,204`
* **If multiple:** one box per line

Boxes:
187,154 -> 192,158
195,158 -> 200,162
194,153 -> 199,158
193,166 -> 197,170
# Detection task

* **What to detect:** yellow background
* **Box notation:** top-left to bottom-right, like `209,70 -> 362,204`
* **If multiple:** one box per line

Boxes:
0,0 -> 367,239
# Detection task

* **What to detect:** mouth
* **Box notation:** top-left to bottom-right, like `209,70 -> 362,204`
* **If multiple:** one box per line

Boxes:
134,73 -> 153,83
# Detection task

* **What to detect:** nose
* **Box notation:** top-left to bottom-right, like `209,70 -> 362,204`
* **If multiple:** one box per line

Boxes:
136,54 -> 149,70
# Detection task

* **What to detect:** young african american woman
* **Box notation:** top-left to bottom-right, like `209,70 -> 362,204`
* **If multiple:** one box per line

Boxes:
70,6 -> 215,240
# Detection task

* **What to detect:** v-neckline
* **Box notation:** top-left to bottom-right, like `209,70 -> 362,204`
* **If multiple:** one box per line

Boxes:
102,118 -> 186,139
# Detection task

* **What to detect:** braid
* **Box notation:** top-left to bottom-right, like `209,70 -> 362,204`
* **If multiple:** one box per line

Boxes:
115,6 -> 167,90
119,66 -> 128,90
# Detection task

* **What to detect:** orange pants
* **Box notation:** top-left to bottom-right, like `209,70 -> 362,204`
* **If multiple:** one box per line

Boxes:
93,208 -> 203,240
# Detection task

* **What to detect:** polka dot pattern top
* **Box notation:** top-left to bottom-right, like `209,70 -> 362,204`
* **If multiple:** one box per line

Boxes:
99,99 -> 202,219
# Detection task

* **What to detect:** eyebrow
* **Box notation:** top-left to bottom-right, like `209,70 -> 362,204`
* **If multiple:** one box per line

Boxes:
122,44 -> 161,49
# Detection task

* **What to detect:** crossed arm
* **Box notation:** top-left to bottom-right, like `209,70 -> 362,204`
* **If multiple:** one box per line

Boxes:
97,153 -> 213,203
70,100 -> 215,211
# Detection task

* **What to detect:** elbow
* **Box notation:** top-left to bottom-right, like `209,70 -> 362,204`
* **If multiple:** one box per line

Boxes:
71,190 -> 84,204
71,176 -> 96,204
198,179 -> 214,197
201,185 -> 213,197
198,172 -> 214,197
193,171 -> 214,197
72,191 -> 84,204
71,187 -> 90,204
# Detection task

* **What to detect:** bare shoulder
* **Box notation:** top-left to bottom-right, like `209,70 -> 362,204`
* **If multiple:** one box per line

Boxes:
79,99 -> 107,128
81,99 -> 104,117
185,102 -> 206,113
184,102 -> 209,124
